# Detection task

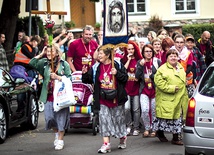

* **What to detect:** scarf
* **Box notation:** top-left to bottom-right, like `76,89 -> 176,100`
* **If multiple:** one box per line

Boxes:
171,46 -> 189,61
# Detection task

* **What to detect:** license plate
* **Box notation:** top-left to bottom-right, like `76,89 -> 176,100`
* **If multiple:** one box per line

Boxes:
198,117 -> 213,123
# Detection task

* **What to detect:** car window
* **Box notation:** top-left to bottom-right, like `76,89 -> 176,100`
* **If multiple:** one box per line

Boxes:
0,69 -> 13,87
199,67 -> 214,97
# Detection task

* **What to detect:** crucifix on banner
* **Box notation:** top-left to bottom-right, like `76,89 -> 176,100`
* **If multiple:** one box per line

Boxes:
31,0 -> 67,72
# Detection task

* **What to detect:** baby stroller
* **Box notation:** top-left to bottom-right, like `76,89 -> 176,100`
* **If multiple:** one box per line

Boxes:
69,71 -> 99,135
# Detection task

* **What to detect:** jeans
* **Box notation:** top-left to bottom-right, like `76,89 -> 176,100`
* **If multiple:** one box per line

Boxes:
125,95 -> 140,130
27,69 -> 38,84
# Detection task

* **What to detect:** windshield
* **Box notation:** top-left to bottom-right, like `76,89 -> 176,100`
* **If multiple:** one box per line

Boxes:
199,67 -> 214,97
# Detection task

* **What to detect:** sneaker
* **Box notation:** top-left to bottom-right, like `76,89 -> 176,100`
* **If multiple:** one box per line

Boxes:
118,136 -> 127,149
98,143 -> 111,153
133,130 -> 140,136
55,140 -> 64,150
127,127 -> 131,136
54,136 -> 58,147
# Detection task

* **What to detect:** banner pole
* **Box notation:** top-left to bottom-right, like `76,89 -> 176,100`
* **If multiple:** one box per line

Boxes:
111,49 -> 116,103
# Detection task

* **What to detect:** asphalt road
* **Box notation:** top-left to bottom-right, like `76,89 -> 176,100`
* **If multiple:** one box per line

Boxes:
0,112 -> 185,155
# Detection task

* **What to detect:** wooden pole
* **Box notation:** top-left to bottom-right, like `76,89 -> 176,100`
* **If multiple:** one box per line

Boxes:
50,49 -> 54,72
111,49 -> 116,103
111,49 -> 115,88
47,0 -> 51,13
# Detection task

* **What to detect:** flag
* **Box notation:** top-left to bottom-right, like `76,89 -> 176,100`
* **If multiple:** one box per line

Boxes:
103,0 -> 129,45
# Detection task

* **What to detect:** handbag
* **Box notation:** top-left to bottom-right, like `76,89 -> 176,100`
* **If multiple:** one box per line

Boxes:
53,76 -> 76,112
100,88 -> 117,100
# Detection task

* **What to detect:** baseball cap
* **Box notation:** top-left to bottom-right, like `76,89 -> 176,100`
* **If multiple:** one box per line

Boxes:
185,36 -> 195,42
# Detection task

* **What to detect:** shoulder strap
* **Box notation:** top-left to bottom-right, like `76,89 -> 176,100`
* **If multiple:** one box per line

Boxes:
92,62 -> 100,83
153,57 -> 159,70
114,59 -> 122,69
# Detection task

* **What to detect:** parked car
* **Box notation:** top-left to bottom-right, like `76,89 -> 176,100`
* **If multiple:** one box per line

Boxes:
0,68 -> 39,144
184,62 -> 214,155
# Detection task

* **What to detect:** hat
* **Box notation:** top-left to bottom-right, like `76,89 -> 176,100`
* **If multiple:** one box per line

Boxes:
185,36 -> 195,42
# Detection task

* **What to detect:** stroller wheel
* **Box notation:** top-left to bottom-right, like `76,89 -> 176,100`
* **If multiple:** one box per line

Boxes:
92,114 -> 99,135
38,101 -> 44,112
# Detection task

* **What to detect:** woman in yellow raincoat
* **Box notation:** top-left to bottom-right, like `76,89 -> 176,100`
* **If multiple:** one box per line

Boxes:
153,49 -> 189,145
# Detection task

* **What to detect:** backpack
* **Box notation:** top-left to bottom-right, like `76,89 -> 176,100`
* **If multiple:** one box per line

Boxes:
10,65 -> 33,83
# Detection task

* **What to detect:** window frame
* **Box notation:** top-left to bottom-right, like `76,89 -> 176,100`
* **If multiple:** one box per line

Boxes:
173,0 -> 199,15
127,0 -> 148,15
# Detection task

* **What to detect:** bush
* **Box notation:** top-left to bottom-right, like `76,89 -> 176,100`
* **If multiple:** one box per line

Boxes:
65,21 -> 75,29
95,22 -> 101,29
182,23 -> 214,43
149,14 -> 163,32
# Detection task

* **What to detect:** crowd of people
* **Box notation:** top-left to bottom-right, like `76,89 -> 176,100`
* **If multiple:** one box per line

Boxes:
0,25 -> 214,153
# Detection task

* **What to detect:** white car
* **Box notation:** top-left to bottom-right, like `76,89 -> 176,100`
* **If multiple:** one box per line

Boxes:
184,62 -> 214,155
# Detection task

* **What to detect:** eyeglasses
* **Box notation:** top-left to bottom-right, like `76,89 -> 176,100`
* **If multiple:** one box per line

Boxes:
144,50 -> 152,53
175,41 -> 184,44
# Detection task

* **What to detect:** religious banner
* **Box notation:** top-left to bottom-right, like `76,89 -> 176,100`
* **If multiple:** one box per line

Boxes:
31,0 -> 67,45
103,0 -> 129,45
101,0 -> 129,104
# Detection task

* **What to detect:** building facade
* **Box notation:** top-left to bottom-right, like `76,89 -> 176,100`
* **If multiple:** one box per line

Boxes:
15,0 -> 214,35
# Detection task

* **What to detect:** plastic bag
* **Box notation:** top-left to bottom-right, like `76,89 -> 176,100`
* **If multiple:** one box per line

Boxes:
53,76 -> 76,112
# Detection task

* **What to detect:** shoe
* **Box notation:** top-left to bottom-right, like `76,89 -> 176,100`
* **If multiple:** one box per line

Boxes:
171,140 -> 183,145
118,136 -> 127,149
150,132 -> 156,137
98,143 -> 111,153
156,133 -> 168,142
133,130 -> 140,136
54,134 -> 59,147
127,127 -> 131,136
54,138 -> 58,147
143,130 -> 150,137
55,140 -> 64,150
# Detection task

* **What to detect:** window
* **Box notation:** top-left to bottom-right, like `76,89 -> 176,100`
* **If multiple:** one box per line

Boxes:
199,67 -> 214,97
175,0 -> 196,14
127,0 -> 146,14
